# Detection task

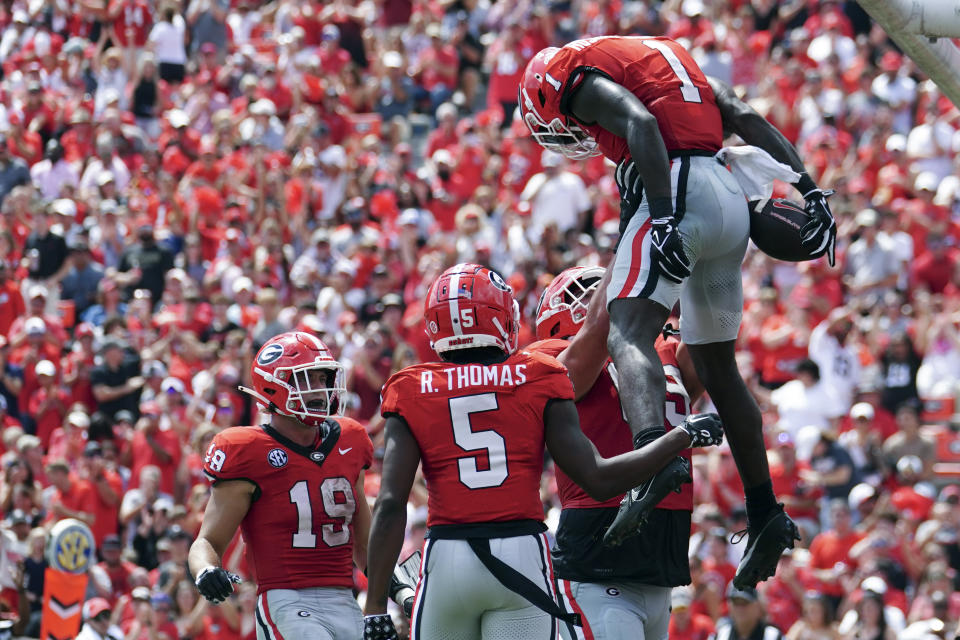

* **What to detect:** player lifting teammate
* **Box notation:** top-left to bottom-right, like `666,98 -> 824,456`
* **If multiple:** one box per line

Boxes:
362,263 -> 724,640
188,331 -> 374,640
531,266 -> 710,640
519,36 -> 837,588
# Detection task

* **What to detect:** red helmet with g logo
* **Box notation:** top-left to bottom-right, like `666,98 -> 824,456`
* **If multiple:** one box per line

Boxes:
240,332 -> 345,426
519,47 -> 599,160
424,263 -> 520,357
536,266 -> 606,340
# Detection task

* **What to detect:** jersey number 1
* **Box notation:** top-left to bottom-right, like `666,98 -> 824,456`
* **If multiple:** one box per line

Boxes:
641,40 -> 702,103
289,477 -> 356,548
450,393 -> 509,489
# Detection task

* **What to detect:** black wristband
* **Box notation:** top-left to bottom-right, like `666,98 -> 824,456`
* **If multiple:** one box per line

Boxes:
795,173 -> 818,197
648,197 -> 673,220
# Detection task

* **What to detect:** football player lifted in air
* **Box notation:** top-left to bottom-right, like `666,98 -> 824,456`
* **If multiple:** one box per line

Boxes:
188,331 -> 374,640
362,263 -> 724,640
531,266 -> 710,640
519,36 -> 837,588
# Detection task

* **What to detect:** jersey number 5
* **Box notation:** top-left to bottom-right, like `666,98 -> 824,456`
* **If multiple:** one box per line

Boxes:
450,393 -> 509,489
641,40 -> 702,104
289,477 -> 356,548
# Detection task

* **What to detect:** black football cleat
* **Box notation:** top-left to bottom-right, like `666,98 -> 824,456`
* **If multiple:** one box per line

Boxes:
731,504 -> 801,590
602,456 -> 691,547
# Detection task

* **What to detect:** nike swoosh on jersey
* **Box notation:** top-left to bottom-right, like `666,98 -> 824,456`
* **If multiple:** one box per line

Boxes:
338,447 -> 352,455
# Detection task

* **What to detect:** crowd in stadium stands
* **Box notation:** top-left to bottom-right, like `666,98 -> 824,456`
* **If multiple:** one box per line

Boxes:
0,0 -> 958,637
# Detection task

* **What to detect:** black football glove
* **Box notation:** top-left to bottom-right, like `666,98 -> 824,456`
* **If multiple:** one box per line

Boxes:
649,217 -> 691,283
195,567 -> 239,604
616,158 -> 644,236
364,614 -> 399,640
679,413 -> 724,448
800,189 -> 836,267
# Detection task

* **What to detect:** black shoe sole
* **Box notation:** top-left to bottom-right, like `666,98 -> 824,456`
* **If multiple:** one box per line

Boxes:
602,457 -> 691,548
732,512 -> 800,590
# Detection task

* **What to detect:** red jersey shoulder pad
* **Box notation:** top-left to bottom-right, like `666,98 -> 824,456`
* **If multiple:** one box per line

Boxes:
203,426 -> 266,486
380,364 -> 442,419
525,338 -> 570,359
514,348 -> 575,400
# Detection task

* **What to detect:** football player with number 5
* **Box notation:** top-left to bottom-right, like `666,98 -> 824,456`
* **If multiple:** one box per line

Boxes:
188,331 -> 374,640
362,263 -> 724,640
518,36 -> 830,588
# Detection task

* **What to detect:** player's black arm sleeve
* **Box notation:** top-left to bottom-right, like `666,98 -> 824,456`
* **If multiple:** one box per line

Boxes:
365,415 -> 421,615
544,398 -> 691,501
567,73 -> 673,203
707,75 -> 817,193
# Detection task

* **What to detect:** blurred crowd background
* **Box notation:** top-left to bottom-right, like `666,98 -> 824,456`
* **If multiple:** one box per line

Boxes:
0,0 -> 958,637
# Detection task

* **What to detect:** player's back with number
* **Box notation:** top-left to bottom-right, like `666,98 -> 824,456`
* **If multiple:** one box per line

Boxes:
380,349 -> 571,526
203,420 -> 373,592
545,36 -> 723,159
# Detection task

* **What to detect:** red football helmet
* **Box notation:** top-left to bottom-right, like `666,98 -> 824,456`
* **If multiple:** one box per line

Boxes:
519,47 -> 599,160
536,266 -> 606,340
424,263 -> 520,356
240,332 -> 345,426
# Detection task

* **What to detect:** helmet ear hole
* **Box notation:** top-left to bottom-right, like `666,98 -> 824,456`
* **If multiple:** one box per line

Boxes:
537,89 -> 546,107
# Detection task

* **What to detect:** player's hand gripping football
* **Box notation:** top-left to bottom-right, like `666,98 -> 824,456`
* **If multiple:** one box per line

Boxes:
195,567 -> 241,604
800,189 -> 836,267
649,217 -> 691,283
364,614 -> 399,640
679,413 -> 724,448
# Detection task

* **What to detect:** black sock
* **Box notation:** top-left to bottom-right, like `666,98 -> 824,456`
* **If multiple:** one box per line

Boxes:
633,426 -> 666,449
745,480 -> 777,527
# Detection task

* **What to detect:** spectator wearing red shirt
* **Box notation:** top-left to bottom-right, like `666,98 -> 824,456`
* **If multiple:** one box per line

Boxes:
82,440 -> 123,547
769,433 -> 822,541
254,62 -> 293,120
109,0 -> 152,48
484,22 -> 529,123
412,24 -> 458,113
47,408 -> 91,462
61,323 -> 97,411
5,112 -> 42,166
318,24 -> 351,75
808,500 -> 863,599
44,458 -> 95,527
27,359 -> 68,448
669,586 -> 715,640
425,103 -> 460,159
125,402 -> 181,497
60,108 -> 96,165
97,534 -> 139,604
0,262 -> 24,337
427,149 -> 472,232
912,232 -> 957,294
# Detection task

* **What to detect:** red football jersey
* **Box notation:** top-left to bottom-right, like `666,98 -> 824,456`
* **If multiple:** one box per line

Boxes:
547,36 -> 723,162
203,420 -> 373,594
530,335 -> 693,511
110,0 -> 152,47
380,349 -> 574,527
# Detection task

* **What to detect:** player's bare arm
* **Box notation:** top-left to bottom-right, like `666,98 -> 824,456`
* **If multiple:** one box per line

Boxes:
188,479 -> 254,603
557,266 -> 613,400
708,75 -> 836,264
706,76 -> 807,177
567,73 -> 672,202
675,342 -> 705,403
544,398 -> 699,501
364,415 -> 420,615
353,471 -> 372,572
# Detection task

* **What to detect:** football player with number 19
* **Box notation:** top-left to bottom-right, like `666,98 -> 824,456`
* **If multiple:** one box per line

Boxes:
188,331 -> 374,640
531,266 -> 711,640
519,36 -> 835,588
362,263 -> 724,640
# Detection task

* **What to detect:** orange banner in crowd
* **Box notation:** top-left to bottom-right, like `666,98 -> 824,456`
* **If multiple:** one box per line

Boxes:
39,569 -> 88,640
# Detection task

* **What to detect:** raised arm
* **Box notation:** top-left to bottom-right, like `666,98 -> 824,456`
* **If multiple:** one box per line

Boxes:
544,398 -> 696,501
557,266 -> 613,400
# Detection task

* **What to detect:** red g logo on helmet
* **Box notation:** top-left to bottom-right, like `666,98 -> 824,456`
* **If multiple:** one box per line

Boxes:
536,266 -> 605,340
519,47 -> 599,160
240,332 -> 346,426
424,263 -> 520,357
